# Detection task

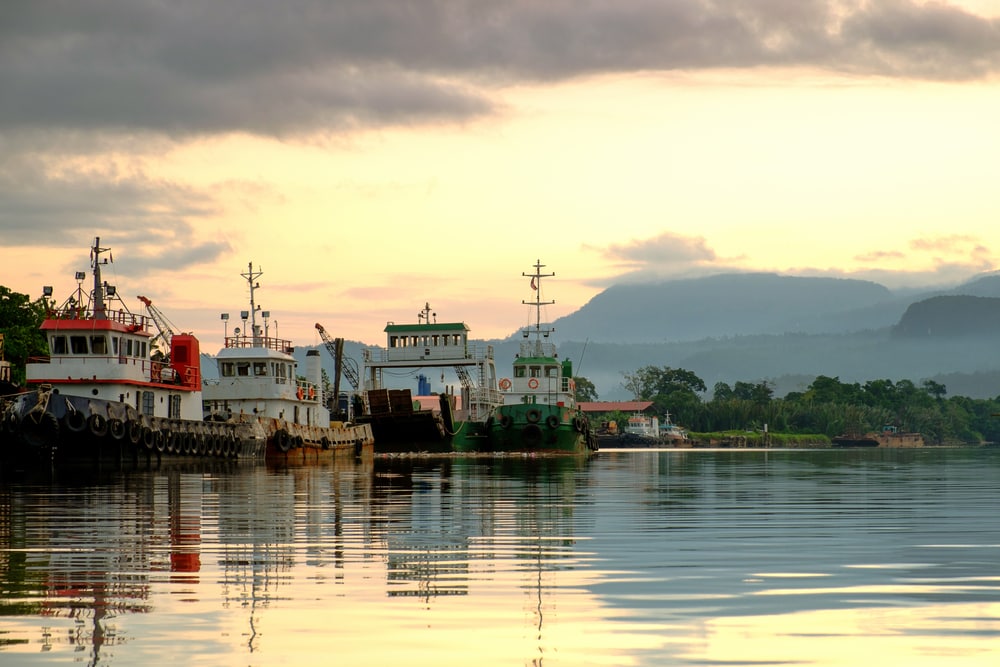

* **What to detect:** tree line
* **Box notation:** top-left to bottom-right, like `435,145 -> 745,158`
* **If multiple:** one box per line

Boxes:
577,364 -> 1000,445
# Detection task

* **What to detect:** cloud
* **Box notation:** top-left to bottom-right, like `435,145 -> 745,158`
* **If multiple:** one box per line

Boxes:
588,230 -> 731,283
2,1 -> 998,139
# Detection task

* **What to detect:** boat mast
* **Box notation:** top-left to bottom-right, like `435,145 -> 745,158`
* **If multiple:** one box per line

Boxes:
91,236 -> 112,320
242,262 -> 263,345
522,259 -> 555,354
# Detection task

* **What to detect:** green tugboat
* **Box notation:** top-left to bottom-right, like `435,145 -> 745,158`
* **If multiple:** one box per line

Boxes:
473,260 -> 598,455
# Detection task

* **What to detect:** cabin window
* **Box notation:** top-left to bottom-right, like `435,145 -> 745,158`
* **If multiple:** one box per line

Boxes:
514,367 -> 526,378
90,335 -> 108,355
70,335 -> 88,354
140,341 -> 147,358
112,337 -> 119,355
253,362 -> 267,376
389,335 -> 398,348
529,366 -> 541,378
51,336 -> 68,355
141,390 -> 154,417
453,335 -> 461,345
126,339 -> 134,356
168,394 -> 181,419
237,363 -> 250,377
221,362 -> 234,377
546,366 -> 558,377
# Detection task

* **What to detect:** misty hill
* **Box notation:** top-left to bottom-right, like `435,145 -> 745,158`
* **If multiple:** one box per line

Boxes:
546,273 -> 899,343
893,295 -> 1000,338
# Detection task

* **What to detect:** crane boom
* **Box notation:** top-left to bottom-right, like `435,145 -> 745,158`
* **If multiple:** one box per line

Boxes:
314,323 -> 360,391
137,295 -> 178,349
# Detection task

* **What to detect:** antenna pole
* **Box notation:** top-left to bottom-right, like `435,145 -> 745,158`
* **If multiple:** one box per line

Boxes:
522,259 -> 555,345
242,263 -> 264,343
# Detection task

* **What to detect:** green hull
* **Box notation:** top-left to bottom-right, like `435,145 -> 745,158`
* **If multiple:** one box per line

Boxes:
453,404 -> 596,454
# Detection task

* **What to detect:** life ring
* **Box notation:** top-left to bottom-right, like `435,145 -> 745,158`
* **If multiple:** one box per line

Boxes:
275,429 -> 291,453
64,410 -> 88,433
293,435 -> 304,449
545,414 -> 560,429
526,408 -> 541,424
127,419 -> 142,445
296,386 -> 304,400
573,416 -> 585,433
308,386 -> 315,400
141,427 -> 155,450
499,414 -> 513,429
88,413 -> 108,438
499,378 -> 512,390
568,379 -> 576,391
528,378 -> 539,389
108,418 -> 126,441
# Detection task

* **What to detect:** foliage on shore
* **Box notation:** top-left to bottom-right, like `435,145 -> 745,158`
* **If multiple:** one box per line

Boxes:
600,365 -> 1000,446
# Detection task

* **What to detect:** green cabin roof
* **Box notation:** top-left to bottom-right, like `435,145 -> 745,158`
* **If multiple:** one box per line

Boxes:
384,322 -> 469,334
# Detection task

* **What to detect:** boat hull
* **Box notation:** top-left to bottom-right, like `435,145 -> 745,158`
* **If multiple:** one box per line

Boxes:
254,415 -> 374,464
472,404 -> 597,455
1,388 -> 265,468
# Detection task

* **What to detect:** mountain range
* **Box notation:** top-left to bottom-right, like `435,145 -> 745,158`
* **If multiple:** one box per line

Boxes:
206,271 -> 1000,401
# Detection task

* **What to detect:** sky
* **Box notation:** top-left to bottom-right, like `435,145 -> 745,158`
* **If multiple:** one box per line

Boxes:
2,0 -> 1000,351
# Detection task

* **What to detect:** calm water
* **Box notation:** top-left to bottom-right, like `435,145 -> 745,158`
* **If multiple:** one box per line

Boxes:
2,448 -> 1000,666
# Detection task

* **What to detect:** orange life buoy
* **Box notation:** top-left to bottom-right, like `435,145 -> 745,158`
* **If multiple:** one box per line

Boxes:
528,378 -> 539,389
499,378 -> 512,390
308,386 -> 315,400
296,386 -> 304,400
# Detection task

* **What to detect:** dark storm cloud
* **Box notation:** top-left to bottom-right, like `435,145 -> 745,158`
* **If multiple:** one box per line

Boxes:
2,0 -> 998,136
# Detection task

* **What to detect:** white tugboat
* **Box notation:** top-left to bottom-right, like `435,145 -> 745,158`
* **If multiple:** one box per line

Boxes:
201,262 -> 374,464
1,237 -> 266,467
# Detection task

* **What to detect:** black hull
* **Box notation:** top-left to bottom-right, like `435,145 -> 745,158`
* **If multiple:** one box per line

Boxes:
1,389 -> 264,469
358,411 -> 452,453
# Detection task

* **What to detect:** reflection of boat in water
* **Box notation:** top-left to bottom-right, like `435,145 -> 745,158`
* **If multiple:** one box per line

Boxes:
482,261 -> 597,455
358,303 -> 502,453
1,238 -> 265,468
832,425 -> 925,448
201,262 -> 374,465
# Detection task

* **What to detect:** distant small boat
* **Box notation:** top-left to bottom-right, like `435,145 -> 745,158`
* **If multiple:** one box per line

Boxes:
480,260 -> 597,455
832,425 -> 925,448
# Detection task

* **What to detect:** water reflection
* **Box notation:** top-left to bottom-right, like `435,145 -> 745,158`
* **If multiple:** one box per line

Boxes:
1,449 -> 1000,666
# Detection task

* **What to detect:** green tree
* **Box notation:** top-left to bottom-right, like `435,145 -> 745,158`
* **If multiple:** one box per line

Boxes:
733,380 -> 773,404
572,376 -> 598,402
0,286 -> 48,386
623,365 -> 706,400
712,381 -> 733,402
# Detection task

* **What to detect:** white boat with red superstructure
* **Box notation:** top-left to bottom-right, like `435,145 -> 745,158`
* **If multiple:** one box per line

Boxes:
200,262 -> 374,465
1,238 -> 266,467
